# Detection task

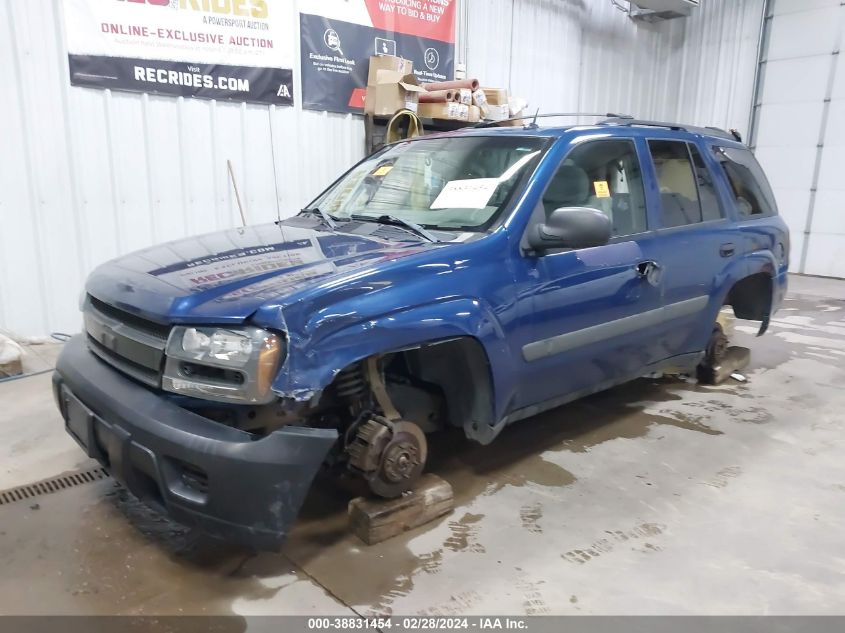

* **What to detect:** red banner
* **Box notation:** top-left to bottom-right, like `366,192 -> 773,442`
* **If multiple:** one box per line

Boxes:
364,0 -> 456,44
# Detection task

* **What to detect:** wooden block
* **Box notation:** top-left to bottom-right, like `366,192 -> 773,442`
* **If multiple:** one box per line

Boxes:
348,474 -> 454,545
699,346 -> 750,385
0,357 -> 23,379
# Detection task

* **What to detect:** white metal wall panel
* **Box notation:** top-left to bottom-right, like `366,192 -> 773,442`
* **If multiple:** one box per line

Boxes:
753,0 -> 845,278
762,57 -> 829,104
774,0 -> 840,13
1,0 -> 766,337
805,71 -> 845,277
578,0 -> 685,121
1,0 -> 84,338
464,0 -> 513,90
756,102 -> 826,147
669,0 -> 763,132
509,0 -> 584,113
807,16 -> 845,278
0,0 -> 363,338
465,0 -> 764,132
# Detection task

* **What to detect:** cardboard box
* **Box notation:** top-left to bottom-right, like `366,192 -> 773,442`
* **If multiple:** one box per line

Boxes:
471,88 -> 489,118
501,104 -> 528,126
468,105 -> 481,122
365,70 -> 426,116
485,103 -> 511,121
367,55 -> 413,86
418,102 -> 469,121
458,88 -> 473,105
482,88 -> 509,105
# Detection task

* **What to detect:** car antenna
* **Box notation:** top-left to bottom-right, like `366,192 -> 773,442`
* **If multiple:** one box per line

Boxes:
227,159 -> 247,228
268,108 -> 283,224
527,107 -> 540,129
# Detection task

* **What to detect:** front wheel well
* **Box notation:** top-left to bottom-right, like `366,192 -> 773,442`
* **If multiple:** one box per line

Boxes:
326,337 -> 496,440
392,337 -> 495,438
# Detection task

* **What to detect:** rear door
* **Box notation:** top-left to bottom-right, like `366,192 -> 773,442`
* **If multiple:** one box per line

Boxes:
643,138 -> 739,358
711,144 -> 789,266
513,136 -> 666,409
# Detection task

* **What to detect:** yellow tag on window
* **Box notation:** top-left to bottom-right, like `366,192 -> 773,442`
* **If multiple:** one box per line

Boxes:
594,181 -> 610,198
372,165 -> 393,177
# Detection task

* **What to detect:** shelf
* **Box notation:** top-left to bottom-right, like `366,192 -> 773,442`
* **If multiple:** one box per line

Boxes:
364,113 -> 474,153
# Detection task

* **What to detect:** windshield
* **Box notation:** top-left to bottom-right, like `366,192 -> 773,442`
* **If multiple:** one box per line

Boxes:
310,135 -> 549,231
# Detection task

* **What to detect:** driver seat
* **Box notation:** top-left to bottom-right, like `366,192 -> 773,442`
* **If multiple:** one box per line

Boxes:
543,165 -> 591,218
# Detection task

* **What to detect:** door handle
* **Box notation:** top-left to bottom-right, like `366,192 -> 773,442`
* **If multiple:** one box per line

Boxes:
719,243 -> 735,258
636,260 -> 662,286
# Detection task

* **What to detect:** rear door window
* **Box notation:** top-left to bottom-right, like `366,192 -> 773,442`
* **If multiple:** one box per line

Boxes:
713,146 -> 778,217
648,140 -> 704,228
689,144 -> 724,222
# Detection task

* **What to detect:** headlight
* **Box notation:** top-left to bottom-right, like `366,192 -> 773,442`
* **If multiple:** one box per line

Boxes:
180,327 -> 254,365
162,326 -> 284,404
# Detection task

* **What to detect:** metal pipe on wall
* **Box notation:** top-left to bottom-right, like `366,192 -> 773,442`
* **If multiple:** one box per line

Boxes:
747,0 -> 773,148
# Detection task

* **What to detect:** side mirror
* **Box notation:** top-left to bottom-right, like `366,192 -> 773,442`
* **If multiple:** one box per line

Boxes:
526,207 -> 612,253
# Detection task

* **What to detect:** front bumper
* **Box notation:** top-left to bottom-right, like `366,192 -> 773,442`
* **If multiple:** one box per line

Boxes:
53,335 -> 338,550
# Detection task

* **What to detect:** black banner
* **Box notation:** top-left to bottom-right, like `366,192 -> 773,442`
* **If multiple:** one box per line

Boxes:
300,13 -> 455,114
68,55 -> 293,106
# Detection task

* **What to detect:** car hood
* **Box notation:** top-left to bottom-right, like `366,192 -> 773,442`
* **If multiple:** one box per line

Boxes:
85,220 -> 437,324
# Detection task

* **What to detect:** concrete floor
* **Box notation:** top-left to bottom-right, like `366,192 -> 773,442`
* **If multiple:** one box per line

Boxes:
1,274 -> 843,616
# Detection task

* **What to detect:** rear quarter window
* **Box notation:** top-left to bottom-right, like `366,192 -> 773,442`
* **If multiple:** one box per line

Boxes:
713,146 -> 778,218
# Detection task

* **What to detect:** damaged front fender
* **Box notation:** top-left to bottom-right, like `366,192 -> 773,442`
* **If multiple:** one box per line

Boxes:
270,298 -> 517,424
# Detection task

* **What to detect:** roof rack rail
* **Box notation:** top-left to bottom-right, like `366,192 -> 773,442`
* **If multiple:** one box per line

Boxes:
599,117 -> 739,141
473,112 -> 632,129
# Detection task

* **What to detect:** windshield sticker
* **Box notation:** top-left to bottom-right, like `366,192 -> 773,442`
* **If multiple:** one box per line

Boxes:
372,165 -> 393,177
594,181 -> 611,198
430,178 -> 499,209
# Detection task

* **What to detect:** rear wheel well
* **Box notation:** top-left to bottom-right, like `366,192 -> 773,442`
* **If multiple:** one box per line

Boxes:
724,272 -> 772,322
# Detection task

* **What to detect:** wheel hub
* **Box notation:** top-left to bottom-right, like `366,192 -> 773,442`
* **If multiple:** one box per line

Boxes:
383,441 -> 420,482
347,418 -> 427,498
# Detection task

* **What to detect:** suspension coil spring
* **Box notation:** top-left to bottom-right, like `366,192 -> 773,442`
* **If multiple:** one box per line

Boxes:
335,364 -> 367,398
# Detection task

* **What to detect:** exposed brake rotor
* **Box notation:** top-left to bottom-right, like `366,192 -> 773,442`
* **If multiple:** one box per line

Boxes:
347,418 -> 427,498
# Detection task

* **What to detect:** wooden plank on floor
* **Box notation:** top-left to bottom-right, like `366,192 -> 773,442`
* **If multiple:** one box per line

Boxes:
348,474 -> 454,545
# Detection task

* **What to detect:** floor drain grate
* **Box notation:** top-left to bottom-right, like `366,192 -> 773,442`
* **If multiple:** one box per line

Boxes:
0,466 -> 110,506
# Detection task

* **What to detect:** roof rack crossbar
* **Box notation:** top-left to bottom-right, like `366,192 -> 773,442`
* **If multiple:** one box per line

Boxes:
599,117 -> 737,140
470,113 -> 743,142
473,112 -> 632,129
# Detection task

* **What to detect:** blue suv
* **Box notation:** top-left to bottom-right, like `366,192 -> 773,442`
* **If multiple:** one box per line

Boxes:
53,117 -> 789,549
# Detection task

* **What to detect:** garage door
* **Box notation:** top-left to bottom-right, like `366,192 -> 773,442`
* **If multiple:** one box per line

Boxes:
751,0 -> 845,278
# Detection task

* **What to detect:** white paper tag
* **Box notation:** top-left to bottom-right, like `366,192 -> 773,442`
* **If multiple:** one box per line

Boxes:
430,178 -> 499,209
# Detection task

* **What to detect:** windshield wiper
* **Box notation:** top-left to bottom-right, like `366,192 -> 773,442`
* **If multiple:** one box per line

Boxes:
351,214 -> 439,243
300,207 -> 337,230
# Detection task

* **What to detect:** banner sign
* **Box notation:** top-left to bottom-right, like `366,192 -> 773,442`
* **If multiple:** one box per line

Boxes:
62,0 -> 294,106
300,0 -> 456,114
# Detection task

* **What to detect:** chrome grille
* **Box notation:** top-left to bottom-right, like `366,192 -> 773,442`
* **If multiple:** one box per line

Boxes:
84,296 -> 169,388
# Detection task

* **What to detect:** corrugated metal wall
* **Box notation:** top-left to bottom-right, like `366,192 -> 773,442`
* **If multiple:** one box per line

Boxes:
0,0 -> 765,338
0,0 -> 365,339
464,0 -> 763,130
